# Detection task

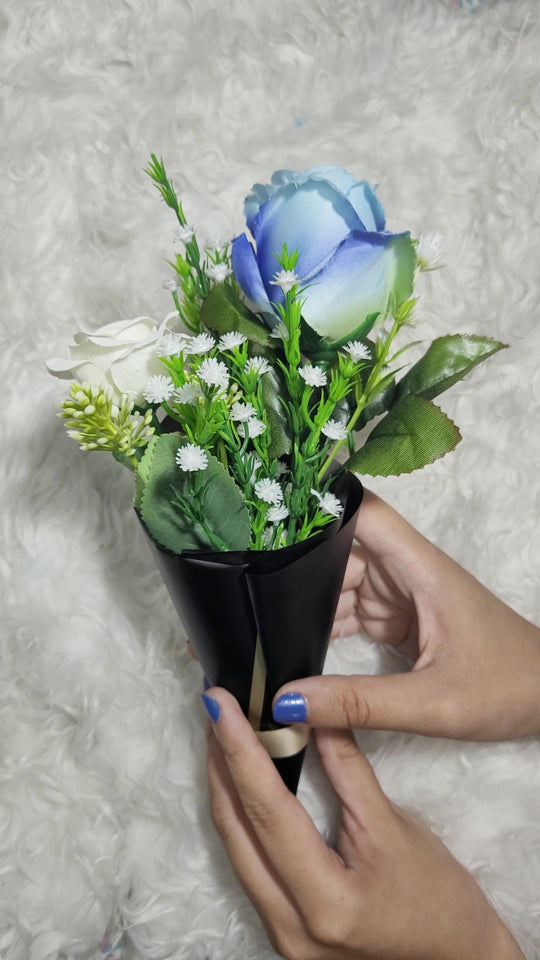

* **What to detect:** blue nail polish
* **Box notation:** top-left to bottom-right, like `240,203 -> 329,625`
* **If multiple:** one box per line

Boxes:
201,693 -> 220,723
273,693 -> 307,724
203,676 -> 211,691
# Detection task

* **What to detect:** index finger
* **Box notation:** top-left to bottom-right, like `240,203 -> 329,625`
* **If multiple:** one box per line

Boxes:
204,687 -> 343,914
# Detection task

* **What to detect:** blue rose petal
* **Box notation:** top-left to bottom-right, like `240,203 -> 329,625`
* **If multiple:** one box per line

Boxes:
301,231 -> 416,340
254,180 -> 367,295
233,165 -> 416,341
230,233 -> 277,325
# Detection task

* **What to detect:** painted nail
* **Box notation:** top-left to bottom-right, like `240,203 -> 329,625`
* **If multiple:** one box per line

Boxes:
203,676 -> 211,691
201,693 -> 220,723
273,693 -> 307,724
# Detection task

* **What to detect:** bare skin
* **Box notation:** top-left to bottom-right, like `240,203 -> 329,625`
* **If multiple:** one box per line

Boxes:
205,689 -> 525,960
274,489 -> 540,741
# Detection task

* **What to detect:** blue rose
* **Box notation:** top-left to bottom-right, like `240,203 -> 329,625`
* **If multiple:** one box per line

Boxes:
231,166 -> 416,341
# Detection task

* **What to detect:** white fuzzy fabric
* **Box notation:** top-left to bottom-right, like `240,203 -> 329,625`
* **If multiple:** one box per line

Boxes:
2,0 -> 540,956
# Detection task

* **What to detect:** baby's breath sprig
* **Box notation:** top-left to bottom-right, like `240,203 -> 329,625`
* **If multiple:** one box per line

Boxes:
60,383 -> 154,469
145,155 -> 212,331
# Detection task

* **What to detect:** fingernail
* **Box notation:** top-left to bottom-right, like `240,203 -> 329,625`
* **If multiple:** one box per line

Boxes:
201,693 -> 220,723
203,676 -> 211,691
273,693 -> 307,724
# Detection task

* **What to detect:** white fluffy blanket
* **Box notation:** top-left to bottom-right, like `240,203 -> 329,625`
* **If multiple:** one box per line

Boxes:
3,0 -> 540,957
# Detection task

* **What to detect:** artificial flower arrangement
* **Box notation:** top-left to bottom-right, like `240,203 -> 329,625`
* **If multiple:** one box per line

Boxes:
47,160 -> 504,791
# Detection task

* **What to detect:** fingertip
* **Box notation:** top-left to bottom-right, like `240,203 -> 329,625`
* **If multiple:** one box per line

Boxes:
201,685 -> 237,724
272,691 -> 307,724
201,692 -> 221,723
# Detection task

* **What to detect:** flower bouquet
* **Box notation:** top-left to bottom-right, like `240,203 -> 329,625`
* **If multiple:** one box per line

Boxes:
47,160 -> 504,792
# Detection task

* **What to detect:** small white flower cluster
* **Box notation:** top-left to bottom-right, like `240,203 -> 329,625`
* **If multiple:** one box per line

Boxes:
156,331 -> 214,358
254,478 -> 283,504
269,269 -> 299,294
175,443 -> 209,472
311,488 -> 343,518
321,418 -> 348,441
197,357 -> 229,392
254,478 -> 289,525
245,356 -> 271,376
218,331 -> 247,350
299,364 -> 327,387
416,232 -> 443,270
142,375 -> 175,404
174,381 -> 203,405
342,341 -> 371,363
173,224 -> 195,245
207,262 -> 232,284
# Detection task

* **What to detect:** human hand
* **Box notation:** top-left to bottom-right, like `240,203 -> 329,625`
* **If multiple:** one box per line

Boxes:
275,490 -> 540,741
205,688 -> 524,960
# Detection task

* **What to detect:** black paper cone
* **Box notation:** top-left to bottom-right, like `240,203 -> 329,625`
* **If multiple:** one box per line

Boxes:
140,471 -> 363,793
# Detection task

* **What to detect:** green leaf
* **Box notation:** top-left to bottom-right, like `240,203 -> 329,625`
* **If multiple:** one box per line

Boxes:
200,283 -> 272,347
261,368 -> 292,458
344,396 -> 461,477
138,432 -> 251,554
134,435 -> 159,511
395,335 -> 507,403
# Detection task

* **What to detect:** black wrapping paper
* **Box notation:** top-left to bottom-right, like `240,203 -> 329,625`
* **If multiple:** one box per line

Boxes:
141,471 -> 363,793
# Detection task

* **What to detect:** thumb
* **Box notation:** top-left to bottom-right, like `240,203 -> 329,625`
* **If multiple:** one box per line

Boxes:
272,668 -> 446,738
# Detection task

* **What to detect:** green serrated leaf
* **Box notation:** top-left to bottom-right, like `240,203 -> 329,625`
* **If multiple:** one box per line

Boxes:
134,435 -> 159,511
395,335 -> 507,403
138,433 -> 250,554
345,396 -> 461,477
261,368 -> 292,458
200,283 -> 272,347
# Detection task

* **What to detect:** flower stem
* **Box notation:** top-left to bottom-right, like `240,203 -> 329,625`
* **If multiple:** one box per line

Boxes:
317,316 -> 402,481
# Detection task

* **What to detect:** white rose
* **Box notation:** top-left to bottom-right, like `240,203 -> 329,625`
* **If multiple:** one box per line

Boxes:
46,316 -> 170,404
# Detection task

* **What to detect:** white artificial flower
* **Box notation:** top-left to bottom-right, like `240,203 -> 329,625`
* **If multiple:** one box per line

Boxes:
45,316 -> 170,404
142,375 -> 175,404
311,488 -> 343,518
416,232 -> 443,270
299,364 -> 327,387
175,444 -> 209,472
269,321 -> 289,342
275,460 -> 288,478
267,503 -> 289,524
205,235 -> 229,256
156,332 -> 191,357
173,381 -> 204,405
231,400 -> 257,421
343,341 -> 371,363
207,262 -> 232,283
218,332 -> 247,350
241,417 -> 266,438
173,225 -> 195,244
269,269 -> 299,294
197,357 -> 230,391
321,418 -> 348,441
254,478 -> 283,505
249,456 -> 262,482
162,278 -> 178,291
245,357 -> 270,376
187,332 -> 215,355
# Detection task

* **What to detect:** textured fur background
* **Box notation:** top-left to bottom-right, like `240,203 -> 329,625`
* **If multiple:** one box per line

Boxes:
2,0 -> 540,957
